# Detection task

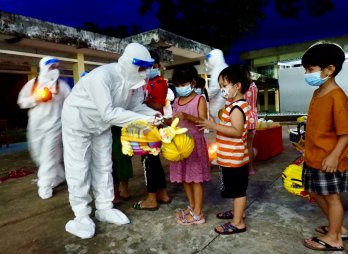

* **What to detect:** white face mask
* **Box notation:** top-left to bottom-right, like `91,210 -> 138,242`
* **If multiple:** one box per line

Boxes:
126,70 -> 147,90
47,69 -> 59,81
220,84 -> 237,99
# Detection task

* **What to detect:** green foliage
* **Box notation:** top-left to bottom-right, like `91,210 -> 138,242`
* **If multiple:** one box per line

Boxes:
140,0 -> 267,52
78,0 -> 336,54
140,0 -> 336,53
274,0 -> 335,18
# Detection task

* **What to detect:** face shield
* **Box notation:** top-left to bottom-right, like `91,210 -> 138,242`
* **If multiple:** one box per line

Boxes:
132,58 -> 154,89
206,49 -> 225,71
118,43 -> 154,89
205,53 -> 213,72
39,57 -> 60,82
132,58 -> 154,68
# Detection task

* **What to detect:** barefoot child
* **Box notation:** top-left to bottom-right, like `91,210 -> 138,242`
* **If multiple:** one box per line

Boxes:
170,66 -> 211,225
197,64 -> 251,235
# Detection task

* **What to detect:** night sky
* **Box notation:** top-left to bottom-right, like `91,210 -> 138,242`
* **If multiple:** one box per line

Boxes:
0,0 -> 347,63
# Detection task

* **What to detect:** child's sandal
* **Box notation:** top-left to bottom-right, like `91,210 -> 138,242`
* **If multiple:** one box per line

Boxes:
177,210 -> 205,225
175,205 -> 193,220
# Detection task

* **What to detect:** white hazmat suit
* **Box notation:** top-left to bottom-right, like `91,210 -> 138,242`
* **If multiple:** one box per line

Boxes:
206,49 -> 228,122
17,57 -> 71,199
61,43 -> 159,239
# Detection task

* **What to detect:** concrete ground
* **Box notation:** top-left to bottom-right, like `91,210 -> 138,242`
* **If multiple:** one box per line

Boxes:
0,125 -> 347,254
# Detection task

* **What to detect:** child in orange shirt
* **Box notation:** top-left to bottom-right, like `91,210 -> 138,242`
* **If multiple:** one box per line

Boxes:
197,65 -> 251,235
301,42 -> 348,252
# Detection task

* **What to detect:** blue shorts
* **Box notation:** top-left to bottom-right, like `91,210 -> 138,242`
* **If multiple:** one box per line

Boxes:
302,163 -> 348,195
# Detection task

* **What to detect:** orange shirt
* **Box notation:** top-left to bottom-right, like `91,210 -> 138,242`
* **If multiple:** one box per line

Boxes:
305,88 -> 348,171
216,100 -> 250,168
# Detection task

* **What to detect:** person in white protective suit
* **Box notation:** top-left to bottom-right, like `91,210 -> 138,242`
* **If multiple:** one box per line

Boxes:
61,43 -> 161,239
17,57 -> 71,199
206,49 -> 228,122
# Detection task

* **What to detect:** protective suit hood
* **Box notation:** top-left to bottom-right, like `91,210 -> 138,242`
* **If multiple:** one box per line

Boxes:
206,49 -> 226,69
117,43 -> 154,90
205,49 -> 228,122
38,56 -> 60,90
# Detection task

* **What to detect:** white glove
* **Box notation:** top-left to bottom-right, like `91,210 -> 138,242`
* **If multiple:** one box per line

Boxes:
152,114 -> 164,126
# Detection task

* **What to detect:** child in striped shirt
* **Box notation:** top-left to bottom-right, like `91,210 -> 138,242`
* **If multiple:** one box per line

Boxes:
197,64 -> 251,235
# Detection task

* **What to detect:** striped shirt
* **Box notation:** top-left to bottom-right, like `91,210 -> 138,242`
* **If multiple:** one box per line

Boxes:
216,99 -> 250,168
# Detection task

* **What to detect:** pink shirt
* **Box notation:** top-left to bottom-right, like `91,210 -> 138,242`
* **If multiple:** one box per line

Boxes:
245,82 -> 258,130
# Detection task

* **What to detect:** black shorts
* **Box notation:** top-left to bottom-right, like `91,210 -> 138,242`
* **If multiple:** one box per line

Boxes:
302,163 -> 348,195
219,164 -> 249,198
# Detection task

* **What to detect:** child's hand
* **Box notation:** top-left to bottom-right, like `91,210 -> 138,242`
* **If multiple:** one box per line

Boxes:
163,117 -> 173,126
196,118 -> 216,131
173,112 -> 185,120
321,154 -> 339,173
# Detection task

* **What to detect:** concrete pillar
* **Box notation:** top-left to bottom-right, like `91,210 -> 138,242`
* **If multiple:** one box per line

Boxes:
73,53 -> 85,84
264,89 -> 269,112
201,73 -> 208,88
28,66 -> 38,80
275,89 -> 280,112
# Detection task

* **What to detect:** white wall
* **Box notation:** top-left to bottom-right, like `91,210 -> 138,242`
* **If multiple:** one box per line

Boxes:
278,61 -> 348,112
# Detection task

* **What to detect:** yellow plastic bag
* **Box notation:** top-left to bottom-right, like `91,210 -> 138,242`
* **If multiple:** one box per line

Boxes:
281,163 -> 310,199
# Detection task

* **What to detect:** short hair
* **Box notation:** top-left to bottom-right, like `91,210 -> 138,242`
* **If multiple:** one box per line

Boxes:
172,66 -> 198,86
218,64 -> 251,94
149,50 -> 160,65
195,76 -> 206,89
301,41 -> 345,76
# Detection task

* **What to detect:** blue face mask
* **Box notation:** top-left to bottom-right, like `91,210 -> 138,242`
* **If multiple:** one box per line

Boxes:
175,84 -> 193,97
146,68 -> 159,79
304,71 -> 329,86
194,88 -> 203,95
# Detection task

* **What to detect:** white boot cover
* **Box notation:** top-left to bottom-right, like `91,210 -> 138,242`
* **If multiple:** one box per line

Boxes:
52,175 -> 65,188
65,216 -> 95,239
95,208 -> 130,225
38,187 -> 53,199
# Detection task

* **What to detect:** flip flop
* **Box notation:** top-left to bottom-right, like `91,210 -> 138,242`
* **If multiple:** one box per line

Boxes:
315,225 -> 348,240
132,201 -> 158,211
303,237 -> 344,251
216,210 -> 246,220
120,195 -> 131,201
157,198 -> 172,204
315,225 -> 329,234
214,222 -> 247,235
